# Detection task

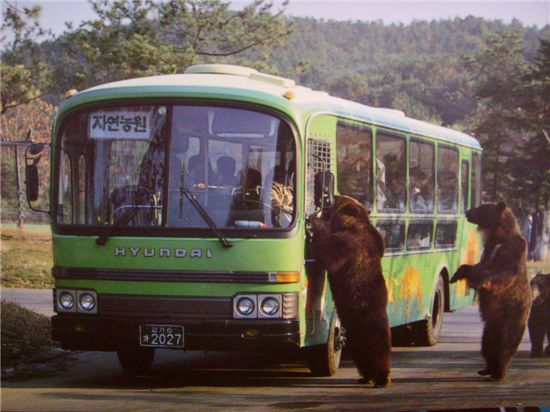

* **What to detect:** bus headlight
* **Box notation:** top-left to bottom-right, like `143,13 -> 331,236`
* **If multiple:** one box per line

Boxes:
59,292 -> 75,310
233,294 -> 257,319
258,295 -> 281,318
78,292 -> 96,312
76,290 -> 98,314
237,297 -> 255,315
55,289 -> 97,314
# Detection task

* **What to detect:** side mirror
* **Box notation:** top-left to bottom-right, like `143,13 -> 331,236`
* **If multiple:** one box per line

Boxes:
28,142 -> 45,156
314,171 -> 334,213
25,164 -> 40,202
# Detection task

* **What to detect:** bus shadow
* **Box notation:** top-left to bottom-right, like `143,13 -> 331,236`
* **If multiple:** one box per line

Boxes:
3,348 -> 547,392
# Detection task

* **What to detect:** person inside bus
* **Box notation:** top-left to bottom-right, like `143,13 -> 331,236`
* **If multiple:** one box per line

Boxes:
212,155 -> 238,187
438,169 -> 458,213
410,167 -> 433,212
188,154 -> 213,189
339,143 -> 385,210
385,173 -> 406,210
382,153 -> 405,210
267,164 -> 294,227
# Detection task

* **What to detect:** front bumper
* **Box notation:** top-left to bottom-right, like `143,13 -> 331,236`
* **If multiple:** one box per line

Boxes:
52,315 -> 300,351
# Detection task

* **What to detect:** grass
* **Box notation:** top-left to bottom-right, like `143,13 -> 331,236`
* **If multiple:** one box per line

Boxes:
0,225 -> 548,289
1,227 -> 53,288
1,300 -> 53,369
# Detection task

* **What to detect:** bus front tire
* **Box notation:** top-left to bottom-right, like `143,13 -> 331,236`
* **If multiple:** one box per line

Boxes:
117,347 -> 155,376
304,315 -> 343,376
412,276 -> 445,346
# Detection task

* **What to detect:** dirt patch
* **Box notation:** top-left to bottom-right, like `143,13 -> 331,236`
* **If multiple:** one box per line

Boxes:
1,300 -> 54,372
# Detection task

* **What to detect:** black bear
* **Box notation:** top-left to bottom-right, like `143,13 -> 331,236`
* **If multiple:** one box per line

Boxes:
528,273 -> 550,358
309,195 -> 391,387
451,202 -> 532,381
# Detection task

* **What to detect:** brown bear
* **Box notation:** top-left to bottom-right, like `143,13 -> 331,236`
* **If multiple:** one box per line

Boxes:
528,273 -> 550,358
309,195 -> 391,387
451,202 -> 532,381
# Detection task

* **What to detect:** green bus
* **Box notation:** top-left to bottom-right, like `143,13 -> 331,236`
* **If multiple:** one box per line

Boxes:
28,64 -> 482,376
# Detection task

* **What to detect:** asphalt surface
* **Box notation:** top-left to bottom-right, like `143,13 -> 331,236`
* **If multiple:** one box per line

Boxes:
1,288 -> 549,411
2,288 -> 53,316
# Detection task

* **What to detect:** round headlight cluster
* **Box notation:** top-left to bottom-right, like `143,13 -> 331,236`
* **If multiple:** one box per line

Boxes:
57,289 -> 97,313
79,293 -> 96,311
59,292 -> 75,310
260,297 -> 280,316
236,297 -> 255,316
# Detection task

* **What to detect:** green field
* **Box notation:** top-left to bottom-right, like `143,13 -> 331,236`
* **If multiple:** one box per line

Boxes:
1,227 -> 53,289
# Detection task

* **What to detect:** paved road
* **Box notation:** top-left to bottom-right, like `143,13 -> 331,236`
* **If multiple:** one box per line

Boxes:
1,287 -> 53,317
2,289 -> 549,411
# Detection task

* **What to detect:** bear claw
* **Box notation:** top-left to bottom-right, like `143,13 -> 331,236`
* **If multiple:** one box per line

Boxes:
477,369 -> 492,376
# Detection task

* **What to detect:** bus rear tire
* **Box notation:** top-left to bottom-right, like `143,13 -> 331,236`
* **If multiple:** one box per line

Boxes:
117,347 -> 155,376
304,315 -> 343,376
412,276 -> 445,346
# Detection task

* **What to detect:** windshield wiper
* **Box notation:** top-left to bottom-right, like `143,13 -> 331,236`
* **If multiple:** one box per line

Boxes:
96,192 -> 152,246
180,187 -> 233,248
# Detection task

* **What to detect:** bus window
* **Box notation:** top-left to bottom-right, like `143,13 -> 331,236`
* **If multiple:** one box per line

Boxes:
76,155 -> 87,224
377,133 -> 406,212
437,146 -> 458,214
336,123 -> 373,209
307,139 -> 332,216
376,221 -> 405,252
167,106 -> 296,229
472,152 -> 481,207
409,140 -> 435,213
435,221 -> 457,248
59,152 -> 73,224
407,221 -> 433,250
461,160 -> 469,212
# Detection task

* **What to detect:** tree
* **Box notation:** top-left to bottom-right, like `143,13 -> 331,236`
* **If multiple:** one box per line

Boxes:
57,0 -> 291,91
0,99 -> 54,210
0,2 -> 52,114
463,29 -> 530,203
512,37 -> 550,208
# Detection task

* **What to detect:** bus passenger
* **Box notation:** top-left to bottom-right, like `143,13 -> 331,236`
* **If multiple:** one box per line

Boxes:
438,169 -> 458,213
188,155 -> 209,189
213,155 -> 238,187
339,143 -> 385,209
410,167 -> 433,212
382,153 -> 405,210
268,165 -> 294,227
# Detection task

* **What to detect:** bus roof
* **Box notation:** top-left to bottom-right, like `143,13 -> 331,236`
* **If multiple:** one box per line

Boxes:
65,64 -> 482,150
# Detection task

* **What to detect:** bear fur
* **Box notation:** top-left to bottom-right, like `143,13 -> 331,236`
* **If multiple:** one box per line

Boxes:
451,202 -> 532,381
528,273 -> 550,357
309,195 -> 391,387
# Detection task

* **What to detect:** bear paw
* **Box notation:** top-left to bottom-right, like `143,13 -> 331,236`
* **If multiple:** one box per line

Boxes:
477,368 -> 492,376
487,373 -> 506,382
373,378 -> 391,388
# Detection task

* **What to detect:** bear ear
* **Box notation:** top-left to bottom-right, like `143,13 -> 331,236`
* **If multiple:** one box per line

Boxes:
496,201 -> 506,213
339,203 -> 360,218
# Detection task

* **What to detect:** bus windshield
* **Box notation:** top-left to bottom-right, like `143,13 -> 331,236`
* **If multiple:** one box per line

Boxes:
55,104 -> 296,230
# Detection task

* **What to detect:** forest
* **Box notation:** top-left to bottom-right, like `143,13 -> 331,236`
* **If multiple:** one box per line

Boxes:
1,0 -> 549,218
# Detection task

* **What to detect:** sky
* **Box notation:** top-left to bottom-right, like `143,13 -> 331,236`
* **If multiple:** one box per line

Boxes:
5,0 -> 550,38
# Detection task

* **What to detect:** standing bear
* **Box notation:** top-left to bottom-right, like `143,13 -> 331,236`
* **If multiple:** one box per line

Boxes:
528,273 -> 550,357
451,202 -> 532,381
309,195 -> 391,387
